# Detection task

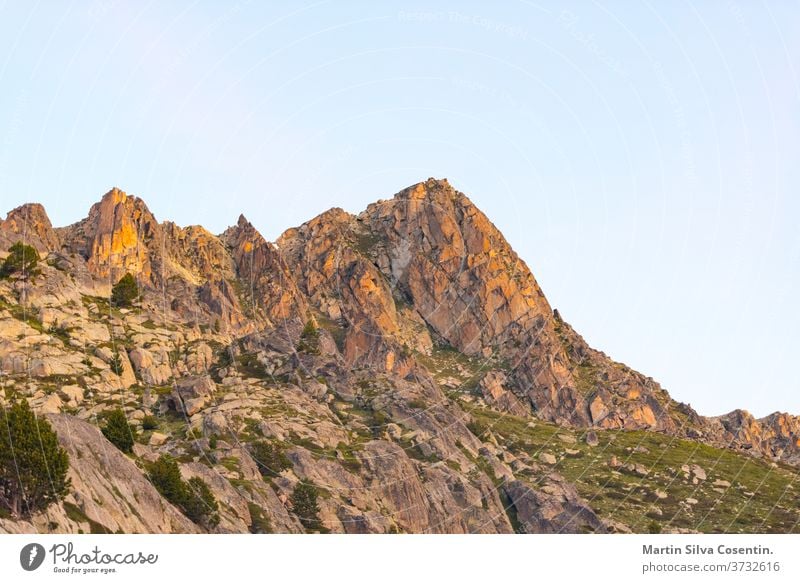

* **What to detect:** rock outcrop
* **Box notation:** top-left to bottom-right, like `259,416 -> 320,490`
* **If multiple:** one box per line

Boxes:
61,188 -> 161,285
0,415 -> 199,534
0,202 -> 60,254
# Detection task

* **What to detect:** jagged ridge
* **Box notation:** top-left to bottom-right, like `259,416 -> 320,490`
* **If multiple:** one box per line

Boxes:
0,179 -> 798,534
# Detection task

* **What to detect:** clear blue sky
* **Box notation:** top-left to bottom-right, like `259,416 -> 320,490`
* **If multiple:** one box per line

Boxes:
0,1 -> 798,417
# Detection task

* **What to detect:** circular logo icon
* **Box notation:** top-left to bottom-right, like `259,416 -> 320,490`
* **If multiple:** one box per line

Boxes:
20,543 -> 46,571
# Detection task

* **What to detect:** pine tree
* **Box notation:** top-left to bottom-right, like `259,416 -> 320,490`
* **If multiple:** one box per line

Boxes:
0,242 -> 40,279
291,480 -> 323,532
182,477 -> 220,528
101,409 -> 134,454
0,399 -> 70,517
111,273 -> 139,308
249,440 -> 291,477
148,456 -> 219,529
147,456 -> 185,503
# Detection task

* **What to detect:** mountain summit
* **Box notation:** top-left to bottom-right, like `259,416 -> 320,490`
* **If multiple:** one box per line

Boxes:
0,179 -> 798,534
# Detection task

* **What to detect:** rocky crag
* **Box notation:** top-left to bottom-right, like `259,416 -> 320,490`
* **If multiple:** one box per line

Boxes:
0,179 -> 798,534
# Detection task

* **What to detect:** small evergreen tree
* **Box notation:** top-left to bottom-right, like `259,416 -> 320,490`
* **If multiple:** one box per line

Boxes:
141,415 -> 158,431
147,456 -> 219,529
101,409 -> 134,454
111,273 -> 139,307
0,399 -> 70,517
291,480 -> 323,532
0,242 -> 40,279
182,477 -> 220,528
296,319 -> 320,355
109,351 -> 124,376
248,502 -> 272,534
249,440 -> 291,477
147,456 -> 185,503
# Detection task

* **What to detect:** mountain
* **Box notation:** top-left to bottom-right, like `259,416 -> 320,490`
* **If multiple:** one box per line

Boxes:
0,179 -> 798,534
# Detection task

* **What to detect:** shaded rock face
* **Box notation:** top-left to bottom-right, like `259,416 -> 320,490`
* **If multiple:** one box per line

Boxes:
705,410 -> 800,464
277,208 -> 422,373
161,222 -> 234,285
221,215 -> 306,326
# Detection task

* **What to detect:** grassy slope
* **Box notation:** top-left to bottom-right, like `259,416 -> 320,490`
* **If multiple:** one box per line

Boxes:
466,405 -> 800,533
420,343 -> 800,534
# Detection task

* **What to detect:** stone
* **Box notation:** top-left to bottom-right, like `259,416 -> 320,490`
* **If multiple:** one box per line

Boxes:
149,432 -> 168,446
589,395 -> 609,423
0,203 -> 60,253
584,431 -> 599,446
129,347 -> 172,385
38,393 -> 63,414
503,479 -> 606,533
690,464 -> 707,481
539,452 -> 557,465
478,371 -> 529,416
58,385 -> 84,405
385,423 -> 403,440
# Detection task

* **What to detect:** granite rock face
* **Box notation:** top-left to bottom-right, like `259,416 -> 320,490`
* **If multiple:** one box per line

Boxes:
0,203 -> 60,253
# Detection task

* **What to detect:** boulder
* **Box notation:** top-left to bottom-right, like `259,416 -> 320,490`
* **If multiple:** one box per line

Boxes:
503,478 -> 605,533
539,452 -> 557,465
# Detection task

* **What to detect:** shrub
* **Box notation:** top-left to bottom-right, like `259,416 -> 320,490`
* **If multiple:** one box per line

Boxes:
1,242 -> 40,279
466,419 -> 488,437
147,456 -> 220,529
291,480 -> 323,532
147,456 -> 185,502
0,399 -> 70,517
111,273 -> 139,307
647,520 -> 663,534
109,352 -> 124,376
182,477 -> 220,528
296,319 -> 320,355
249,440 -> 291,477
101,409 -> 134,454
141,415 -> 158,431
248,502 -> 273,534
208,434 -> 218,450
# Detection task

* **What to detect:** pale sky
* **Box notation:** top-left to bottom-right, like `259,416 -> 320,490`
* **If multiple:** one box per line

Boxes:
0,1 -> 798,417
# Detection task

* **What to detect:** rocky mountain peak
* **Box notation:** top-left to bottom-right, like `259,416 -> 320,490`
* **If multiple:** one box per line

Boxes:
220,213 -> 306,326
61,187 -> 161,284
394,177 -> 454,199
363,178 -> 555,355
0,202 -> 60,253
